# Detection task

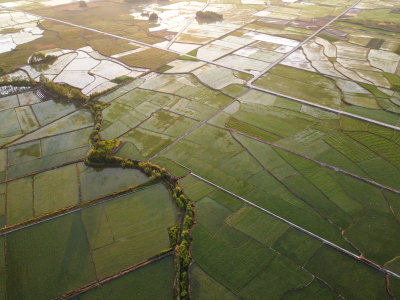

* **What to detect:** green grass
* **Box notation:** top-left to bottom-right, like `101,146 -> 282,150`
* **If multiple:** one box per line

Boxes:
78,164 -> 149,201
222,84 -> 248,97
191,225 -> 275,293
348,132 -> 400,170
325,133 -> 376,163
214,225 -> 249,248
15,110 -> 93,145
32,100 -> 77,126
41,127 -> 93,157
110,75 -> 133,84
7,140 -> 41,166
345,209 -> 400,265
6,212 -> 96,299
6,177 -> 34,225
81,205 -> 114,250
33,164 -> 80,215
76,256 -> 175,300
272,227 -> 321,266
227,117 -> 281,142
232,103 -> 315,138
151,156 -> 190,178
282,173 -> 351,229
276,148 -> 365,217
383,190 -> 400,225
254,69 -> 341,108
344,106 -> 400,126
385,257 -> 400,274
140,110 -> 198,138
120,128 -> 174,158
239,254 -> 312,299
178,175 -> 215,202
89,184 -> 177,278
281,278 -> 340,300
0,95 -> 19,111
228,206 -> 290,246
0,108 -> 21,139
7,146 -> 88,179
306,245 -> 388,299
190,263 -> 239,300
339,115 -> 368,131
368,123 -> 395,140
15,106 -> 39,133
233,134 -> 297,180
208,189 -> 243,212
359,157 -> 400,190
389,276 -> 400,299
195,197 -> 232,235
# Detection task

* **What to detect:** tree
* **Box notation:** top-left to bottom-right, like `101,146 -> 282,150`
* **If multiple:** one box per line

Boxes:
149,12 -> 158,22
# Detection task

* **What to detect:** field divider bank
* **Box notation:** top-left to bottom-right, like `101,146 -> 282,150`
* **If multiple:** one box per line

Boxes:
190,172 -> 400,280
0,180 -> 160,236
57,251 -> 174,300
248,84 -> 400,131
228,128 -> 400,195
148,98 -> 237,160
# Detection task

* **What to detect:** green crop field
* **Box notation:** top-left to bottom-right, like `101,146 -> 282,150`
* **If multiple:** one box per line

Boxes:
6,213 -> 96,299
75,256 -> 175,300
85,184 -> 177,278
1,0 -> 400,298
78,164 -> 149,201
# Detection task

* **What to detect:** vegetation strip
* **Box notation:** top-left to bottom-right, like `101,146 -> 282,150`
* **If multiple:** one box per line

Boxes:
85,98 -> 195,299
189,172 -> 400,280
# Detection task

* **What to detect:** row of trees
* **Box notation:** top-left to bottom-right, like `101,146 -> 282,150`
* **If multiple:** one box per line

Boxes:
84,91 -> 195,300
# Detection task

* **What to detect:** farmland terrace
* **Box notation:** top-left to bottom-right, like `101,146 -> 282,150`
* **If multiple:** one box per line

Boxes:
0,0 -> 400,299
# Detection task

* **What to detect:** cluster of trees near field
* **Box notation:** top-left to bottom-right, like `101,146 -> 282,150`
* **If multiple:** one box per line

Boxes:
196,11 -> 223,23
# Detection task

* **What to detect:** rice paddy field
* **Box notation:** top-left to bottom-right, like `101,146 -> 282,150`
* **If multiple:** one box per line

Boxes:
0,0 -> 400,298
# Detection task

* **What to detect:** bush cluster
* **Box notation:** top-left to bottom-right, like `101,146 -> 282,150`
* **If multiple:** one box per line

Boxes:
170,184 -> 194,300
196,11 -> 223,23
0,75 -> 35,87
28,52 -> 57,65
149,12 -> 158,22
39,74 -> 87,102
110,75 -> 132,84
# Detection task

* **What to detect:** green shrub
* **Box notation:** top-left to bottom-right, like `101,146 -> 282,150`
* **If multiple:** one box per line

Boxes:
196,11 -> 223,23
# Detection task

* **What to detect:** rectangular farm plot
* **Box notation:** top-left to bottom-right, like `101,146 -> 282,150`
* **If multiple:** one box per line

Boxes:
78,163 -> 149,201
82,184 -> 177,278
0,108 -> 22,139
6,176 -> 34,225
15,106 -> 40,133
306,245 -> 388,300
0,95 -> 19,111
76,256 -> 175,300
6,213 -> 96,300
190,263 -> 239,300
7,140 -> 41,166
33,164 -> 80,216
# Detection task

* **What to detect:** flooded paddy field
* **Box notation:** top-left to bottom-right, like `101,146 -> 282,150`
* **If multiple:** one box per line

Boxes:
1,0 -> 400,298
